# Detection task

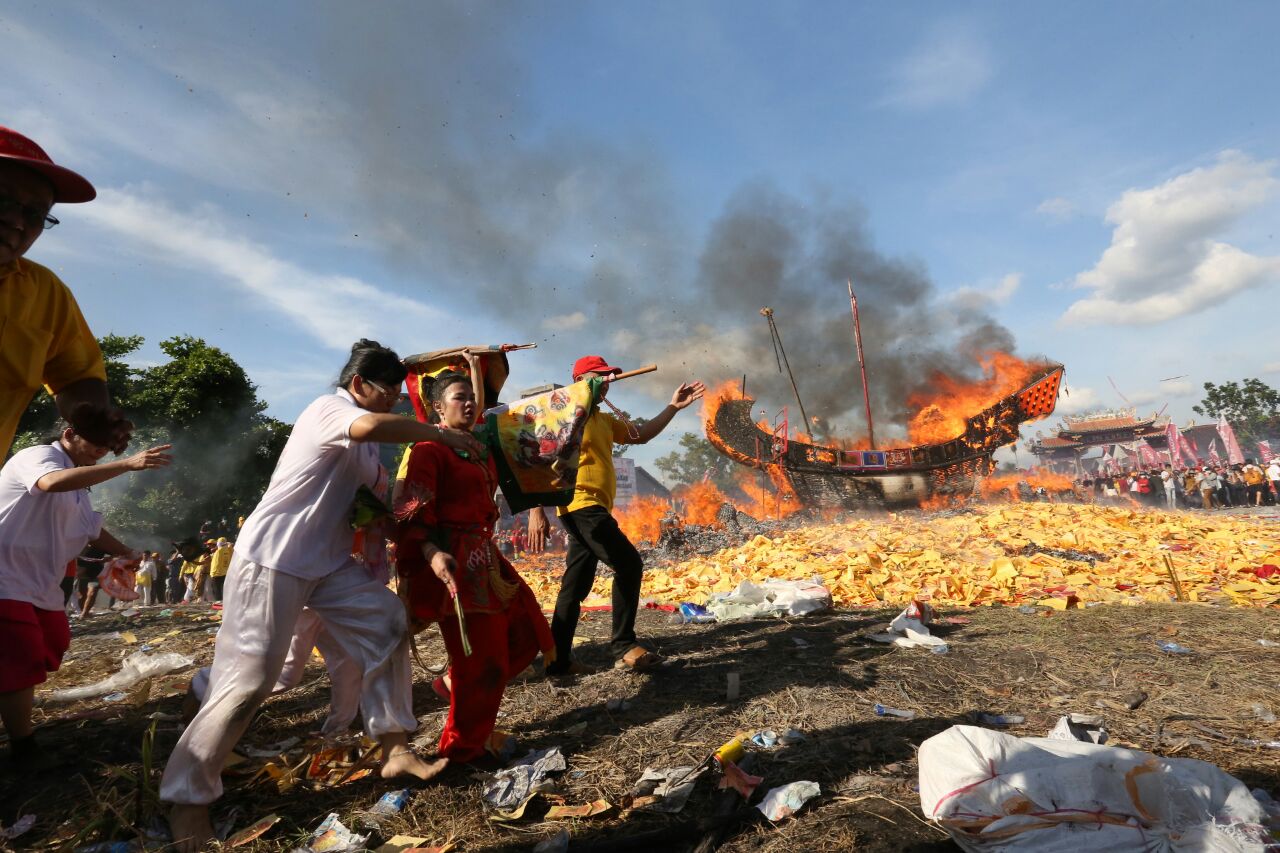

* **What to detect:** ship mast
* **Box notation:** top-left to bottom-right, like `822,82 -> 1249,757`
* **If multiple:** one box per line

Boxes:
847,280 -> 876,449
760,307 -> 812,435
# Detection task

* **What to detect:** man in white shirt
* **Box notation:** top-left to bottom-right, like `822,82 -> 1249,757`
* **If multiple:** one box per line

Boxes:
1161,465 -> 1177,509
1268,460 -> 1280,505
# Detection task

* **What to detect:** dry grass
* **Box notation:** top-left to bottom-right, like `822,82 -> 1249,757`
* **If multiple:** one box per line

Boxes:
3,596 -> 1278,852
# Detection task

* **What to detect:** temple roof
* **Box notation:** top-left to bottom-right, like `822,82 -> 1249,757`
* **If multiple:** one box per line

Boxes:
1035,435 -> 1081,449
1061,413 -> 1156,434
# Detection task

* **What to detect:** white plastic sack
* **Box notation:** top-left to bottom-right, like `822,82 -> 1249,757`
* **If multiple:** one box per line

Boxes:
868,603 -> 948,648
47,651 -> 194,702
705,579 -> 831,622
919,725 -> 1270,852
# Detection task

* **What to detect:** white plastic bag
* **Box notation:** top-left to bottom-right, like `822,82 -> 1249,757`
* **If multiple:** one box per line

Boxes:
47,651 -> 194,702
919,725 -> 1270,852
705,578 -> 831,622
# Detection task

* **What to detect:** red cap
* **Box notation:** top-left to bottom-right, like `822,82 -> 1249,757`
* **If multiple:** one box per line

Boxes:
0,127 -> 95,203
572,355 -> 622,380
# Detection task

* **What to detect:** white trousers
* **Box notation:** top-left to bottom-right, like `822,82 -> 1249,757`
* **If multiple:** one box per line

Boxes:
189,608 -> 363,737
160,555 -> 415,805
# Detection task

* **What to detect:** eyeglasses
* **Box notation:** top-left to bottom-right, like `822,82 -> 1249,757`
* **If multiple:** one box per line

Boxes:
0,196 -> 58,230
363,378 -> 401,399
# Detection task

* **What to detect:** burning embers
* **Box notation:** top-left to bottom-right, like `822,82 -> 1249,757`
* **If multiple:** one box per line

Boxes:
906,352 -> 1044,445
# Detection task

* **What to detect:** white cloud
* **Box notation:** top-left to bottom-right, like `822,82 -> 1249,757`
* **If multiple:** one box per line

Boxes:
542,311 -> 588,332
1264,363 -> 1280,374
882,22 -> 992,109
951,272 -> 1020,309
1060,151 -> 1280,327
1127,380 -> 1193,406
1055,383 -> 1101,415
1035,197 -> 1076,221
77,187 -> 458,349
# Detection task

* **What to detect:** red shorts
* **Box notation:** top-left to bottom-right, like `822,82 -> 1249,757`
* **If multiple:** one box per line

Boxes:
0,599 -> 71,693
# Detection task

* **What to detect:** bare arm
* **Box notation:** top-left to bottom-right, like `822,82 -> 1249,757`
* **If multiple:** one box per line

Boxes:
36,444 -> 173,493
631,382 -> 706,444
348,413 -> 483,454
528,507 -> 549,550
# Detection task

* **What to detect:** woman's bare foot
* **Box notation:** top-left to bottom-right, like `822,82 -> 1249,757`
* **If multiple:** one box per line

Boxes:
169,803 -> 215,852
381,748 -> 449,781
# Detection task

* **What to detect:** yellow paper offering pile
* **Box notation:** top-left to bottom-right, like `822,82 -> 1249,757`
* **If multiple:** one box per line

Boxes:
524,504 -> 1280,610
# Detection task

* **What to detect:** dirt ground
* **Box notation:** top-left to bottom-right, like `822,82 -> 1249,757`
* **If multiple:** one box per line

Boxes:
2,592 -> 1278,851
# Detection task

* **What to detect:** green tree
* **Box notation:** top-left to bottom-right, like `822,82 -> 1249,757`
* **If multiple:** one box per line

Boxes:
654,432 -> 737,491
1192,378 -> 1280,446
12,334 -> 145,453
13,335 -> 290,547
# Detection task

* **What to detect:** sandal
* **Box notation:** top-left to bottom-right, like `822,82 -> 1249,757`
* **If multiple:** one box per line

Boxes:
614,646 -> 663,671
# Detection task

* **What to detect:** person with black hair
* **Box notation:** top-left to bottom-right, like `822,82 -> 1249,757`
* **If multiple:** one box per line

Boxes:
162,340 -> 483,852
0,405 -> 170,765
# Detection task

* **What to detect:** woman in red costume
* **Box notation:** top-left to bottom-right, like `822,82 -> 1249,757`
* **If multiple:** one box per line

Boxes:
395,371 -> 554,762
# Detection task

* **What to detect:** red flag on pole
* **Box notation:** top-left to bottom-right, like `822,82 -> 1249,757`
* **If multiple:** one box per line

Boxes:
1217,416 -> 1245,465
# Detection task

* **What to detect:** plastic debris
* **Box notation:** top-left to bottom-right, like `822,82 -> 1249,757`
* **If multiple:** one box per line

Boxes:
294,813 -> 367,853
756,781 -> 821,821
633,766 -> 704,813
1251,704 -> 1277,724
704,578 -> 831,622
102,692 -> 127,703
1047,714 -> 1108,744
545,799 -> 613,819
919,724 -> 1271,852
868,601 -> 948,650
1258,639 -> 1280,648
752,729 -> 778,748
47,651 -> 194,702
1157,640 -> 1194,655
226,814 -> 282,847
974,712 -> 1025,728
482,747 -> 567,811
670,602 -> 716,624
718,760 -> 763,798
368,789 -> 411,816
874,703 -> 916,720
1,814 -> 35,840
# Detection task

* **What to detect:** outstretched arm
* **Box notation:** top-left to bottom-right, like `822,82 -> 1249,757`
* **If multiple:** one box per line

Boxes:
632,382 -> 706,444
36,444 -> 172,493
348,413 -> 483,455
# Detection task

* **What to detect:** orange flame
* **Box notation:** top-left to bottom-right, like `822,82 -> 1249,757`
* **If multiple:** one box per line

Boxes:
907,352 -> 1041,445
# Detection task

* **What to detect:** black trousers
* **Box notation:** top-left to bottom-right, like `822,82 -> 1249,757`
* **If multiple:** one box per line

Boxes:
210,575 -> 226,602
551,505 -> 643,666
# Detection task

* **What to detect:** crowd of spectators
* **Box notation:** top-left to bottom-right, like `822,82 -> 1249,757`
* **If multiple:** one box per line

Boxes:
1075,459 -> 1280,510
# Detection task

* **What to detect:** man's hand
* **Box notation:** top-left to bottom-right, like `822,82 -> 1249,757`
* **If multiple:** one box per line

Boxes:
123,444 -> 173,471
528,508 -> 549,553
670,381 -> 706,411
437,427 -> 484,457
428,550 -> 459,598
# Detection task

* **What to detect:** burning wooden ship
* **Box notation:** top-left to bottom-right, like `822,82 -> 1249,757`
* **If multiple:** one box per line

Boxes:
706,362 -> 1063,510
705,290 -> 1065,510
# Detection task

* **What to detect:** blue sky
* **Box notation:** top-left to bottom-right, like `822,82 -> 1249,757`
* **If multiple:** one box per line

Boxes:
4,2 -> 1278,475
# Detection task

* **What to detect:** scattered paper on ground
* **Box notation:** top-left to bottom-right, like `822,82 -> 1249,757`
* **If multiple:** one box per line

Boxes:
522,505 -> 1280,609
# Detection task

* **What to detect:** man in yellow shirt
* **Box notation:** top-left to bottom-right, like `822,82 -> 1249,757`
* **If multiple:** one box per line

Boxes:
207,538 -> 234,602
530,355 -> 704,674
0,126 -> 130,456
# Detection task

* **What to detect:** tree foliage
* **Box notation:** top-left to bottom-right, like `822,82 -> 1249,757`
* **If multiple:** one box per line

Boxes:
13,335 -> 290,548
654,432 -> 737,491
1193,378 -> 1280,446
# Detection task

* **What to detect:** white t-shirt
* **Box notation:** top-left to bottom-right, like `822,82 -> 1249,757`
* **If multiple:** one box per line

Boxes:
0,442 -> 103,610
236,390 -> 378,579
1268,463 -> 1280,481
